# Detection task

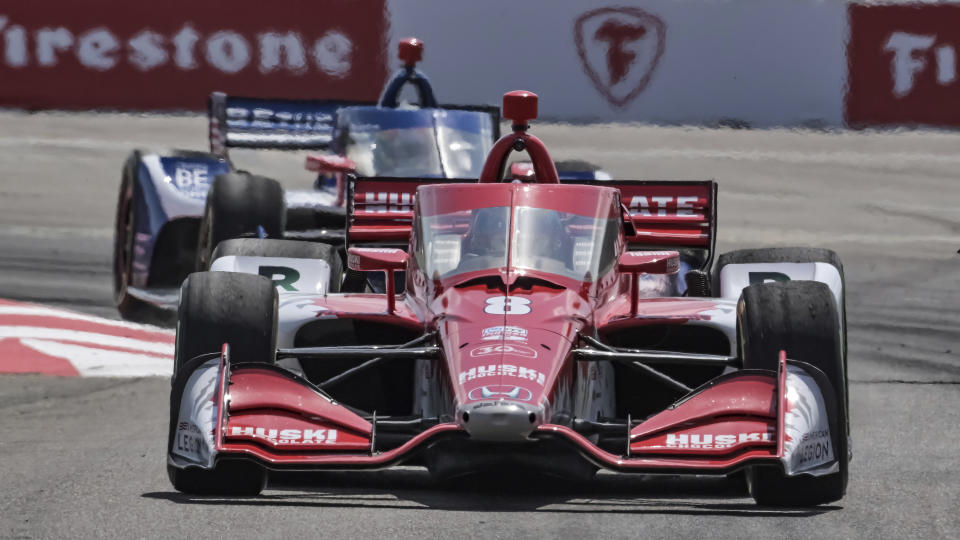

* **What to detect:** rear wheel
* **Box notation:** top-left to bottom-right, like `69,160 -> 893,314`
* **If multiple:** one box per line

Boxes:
211,238 -> 343,293
738,280 -> 848,506
169,271 -> 277,495
196,172 -> 285,271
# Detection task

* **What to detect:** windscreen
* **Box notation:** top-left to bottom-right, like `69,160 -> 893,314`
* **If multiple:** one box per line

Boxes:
416,205 -> 620,283
337,108 -> 494,178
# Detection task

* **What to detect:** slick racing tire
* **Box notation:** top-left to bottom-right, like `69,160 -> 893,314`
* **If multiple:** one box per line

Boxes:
196,172 -> 285,271
113,151 -> 152,321
211,238 -> 343,293
167,460 -> 267,497
174,271 -> 278,377
169,271 -> 276,495
717,247 -> 848,430
738,280 -> 848,507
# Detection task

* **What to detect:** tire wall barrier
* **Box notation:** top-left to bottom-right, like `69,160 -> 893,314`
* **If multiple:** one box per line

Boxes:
0,1 -> 954,128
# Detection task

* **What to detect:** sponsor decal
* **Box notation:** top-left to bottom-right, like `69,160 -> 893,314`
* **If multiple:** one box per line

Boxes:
664,431 -> 774,450
469,343 -> 538,359
467,385 -> 534,402
174,421 -> 204,456
167,165 -> 210,197
0,1 -> 386,109
459,364 -> 547,386
847,4 -> 960,126
481,325 -> 528,342
361,192 -> 415,213
627,195 -> 701,218
796,430 -> 832,467
229,425 -> 338,445
574,7 -> 667,108
258,265 -> 300,291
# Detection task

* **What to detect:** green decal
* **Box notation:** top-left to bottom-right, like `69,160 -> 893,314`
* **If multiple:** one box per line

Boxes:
259,265 -> 300,291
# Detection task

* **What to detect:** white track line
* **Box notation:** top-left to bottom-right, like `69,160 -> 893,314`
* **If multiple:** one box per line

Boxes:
0,327 -> 173,355
0,305 -> 173,334
20,338 -> 172,377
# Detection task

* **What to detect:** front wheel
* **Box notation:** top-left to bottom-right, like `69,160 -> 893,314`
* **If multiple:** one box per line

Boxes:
169,271 -> 277,495
738,280 -> 848,506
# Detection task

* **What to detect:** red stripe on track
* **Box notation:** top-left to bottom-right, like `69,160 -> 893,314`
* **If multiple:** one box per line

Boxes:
0,338 -> 81,377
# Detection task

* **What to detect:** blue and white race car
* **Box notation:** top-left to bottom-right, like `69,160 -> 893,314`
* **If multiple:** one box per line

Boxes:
112,38 -> 609,321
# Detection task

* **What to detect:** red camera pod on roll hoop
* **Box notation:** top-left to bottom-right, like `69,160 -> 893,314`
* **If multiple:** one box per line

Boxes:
479,91 -> 559,184
398,37 -> 424,68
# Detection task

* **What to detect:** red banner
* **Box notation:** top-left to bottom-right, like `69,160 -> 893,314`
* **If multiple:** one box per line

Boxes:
0,1 -> 387,110
847,4 -> 960,127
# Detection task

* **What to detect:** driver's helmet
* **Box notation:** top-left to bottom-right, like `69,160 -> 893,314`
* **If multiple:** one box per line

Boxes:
464,207 -> 508,258
520,209 -> 569,262
373,128 -> 435,175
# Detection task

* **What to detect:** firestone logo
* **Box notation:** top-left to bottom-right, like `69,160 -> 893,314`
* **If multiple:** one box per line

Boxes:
0,14 -> 353,77
884,31 -> 957,98
574,7 -> 666,107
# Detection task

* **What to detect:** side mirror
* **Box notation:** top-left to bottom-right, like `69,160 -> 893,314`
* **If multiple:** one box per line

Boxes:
617,250 -> 679,275
347,247 -> 407,314
305,154 -> 357,174
618,251 -> 680,316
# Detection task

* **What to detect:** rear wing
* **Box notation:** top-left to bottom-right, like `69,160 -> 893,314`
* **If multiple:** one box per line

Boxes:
346,176 -> 461,247
592,179 -> 717,271
208,92 -> 501,157
208,92 -> 370,157
346,176 -> 717,269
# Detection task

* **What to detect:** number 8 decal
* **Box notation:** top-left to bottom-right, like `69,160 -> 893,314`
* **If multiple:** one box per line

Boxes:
484,296 -> 531,315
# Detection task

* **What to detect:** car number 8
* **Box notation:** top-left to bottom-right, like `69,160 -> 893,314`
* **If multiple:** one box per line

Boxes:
484,296 -> 531,315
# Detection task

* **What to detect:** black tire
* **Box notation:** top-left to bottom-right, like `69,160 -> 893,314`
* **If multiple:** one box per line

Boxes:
738,281 -> 848,506
196,172 -> 285,271
174,271 -> 278,376
169,271 -> 276,495
211,238 -> 343,293
717,247 -> 848,431
167,460 -> 267,496
113,151 -> 152,321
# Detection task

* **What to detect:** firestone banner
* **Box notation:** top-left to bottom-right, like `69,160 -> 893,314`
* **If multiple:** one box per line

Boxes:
847,3 -> 960,127
0,0 -> 387,109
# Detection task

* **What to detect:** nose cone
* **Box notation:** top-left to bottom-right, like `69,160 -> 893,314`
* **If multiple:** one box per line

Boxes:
458,400 -> 543,442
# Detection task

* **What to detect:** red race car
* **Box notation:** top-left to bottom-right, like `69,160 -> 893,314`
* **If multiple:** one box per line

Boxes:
168,91 -> 849,506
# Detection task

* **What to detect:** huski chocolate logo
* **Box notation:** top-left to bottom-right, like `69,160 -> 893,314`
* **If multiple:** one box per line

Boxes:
574,7 -> 666,107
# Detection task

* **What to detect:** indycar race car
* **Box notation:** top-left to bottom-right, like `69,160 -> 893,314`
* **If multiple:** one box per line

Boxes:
112,38 -> 501,320
168,91 -> 849,506
113,38 -> 609,321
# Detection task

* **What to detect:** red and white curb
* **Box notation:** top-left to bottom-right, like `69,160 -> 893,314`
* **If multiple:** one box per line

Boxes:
0,299 -> 174,377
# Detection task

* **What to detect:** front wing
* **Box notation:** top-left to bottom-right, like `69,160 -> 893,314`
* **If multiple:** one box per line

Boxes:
169,348 -> 840,478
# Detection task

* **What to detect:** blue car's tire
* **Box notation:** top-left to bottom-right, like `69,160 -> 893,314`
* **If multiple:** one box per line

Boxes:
195,172 -> 285,271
